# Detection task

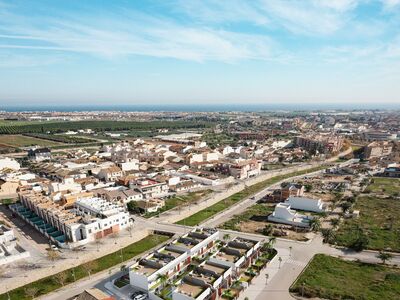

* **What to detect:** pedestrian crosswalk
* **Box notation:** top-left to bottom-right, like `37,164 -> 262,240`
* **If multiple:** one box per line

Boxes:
286,258 -> 307,268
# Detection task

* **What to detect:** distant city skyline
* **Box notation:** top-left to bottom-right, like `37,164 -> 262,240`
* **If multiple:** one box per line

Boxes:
1,0 -> 400,106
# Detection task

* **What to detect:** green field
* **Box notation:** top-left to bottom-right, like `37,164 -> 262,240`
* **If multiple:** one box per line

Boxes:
291,254 -> 400,300
0,134 -> 61,147
176,165 -> 327,226
335,177 -> 400,252
0,234 -> 169,300
364,177 -> 400,195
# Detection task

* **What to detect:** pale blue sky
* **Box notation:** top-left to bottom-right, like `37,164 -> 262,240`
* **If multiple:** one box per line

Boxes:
0,0 -> 400,107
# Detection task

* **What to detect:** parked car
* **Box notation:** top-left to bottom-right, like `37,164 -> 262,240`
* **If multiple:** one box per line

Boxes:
131,291 -> 147,300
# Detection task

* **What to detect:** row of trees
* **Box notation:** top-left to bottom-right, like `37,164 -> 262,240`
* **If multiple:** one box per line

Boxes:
0,120 -> 211,134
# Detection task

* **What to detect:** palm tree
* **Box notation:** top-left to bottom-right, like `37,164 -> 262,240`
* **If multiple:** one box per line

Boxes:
309,218 -> 321,232
157,273 -> 168,290
321,228 -> 336,244
330,218 -> 340,229
377,251 -> 393,264
268,237 -> 276,248
223,233 -> 231,243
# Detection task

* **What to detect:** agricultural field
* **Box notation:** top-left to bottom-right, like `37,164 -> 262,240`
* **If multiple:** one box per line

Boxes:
0,134 -> 61,148
24,133 -> 97,144
290,254 -> 400,300
335,177 -> 400,252
0,120 -> 212,135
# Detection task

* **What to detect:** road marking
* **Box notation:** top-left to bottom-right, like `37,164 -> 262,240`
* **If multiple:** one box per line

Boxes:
286,258 -> 307,268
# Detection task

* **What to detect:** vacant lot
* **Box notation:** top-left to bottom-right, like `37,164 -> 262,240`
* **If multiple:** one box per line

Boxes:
220,204 -> 274,231
0,134 -> 61,148
335,177 -> 400,251
291,254 -> 400,300
364,177 -> 400,196
335,195 -> 400,251
144,190 -> 212,218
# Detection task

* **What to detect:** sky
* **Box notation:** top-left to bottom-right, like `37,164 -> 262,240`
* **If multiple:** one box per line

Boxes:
0,0 -> 400,108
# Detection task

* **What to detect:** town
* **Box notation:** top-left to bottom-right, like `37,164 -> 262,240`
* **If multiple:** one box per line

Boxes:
0,109 -> 399,300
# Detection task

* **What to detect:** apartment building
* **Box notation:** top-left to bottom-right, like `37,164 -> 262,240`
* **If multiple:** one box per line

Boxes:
294,134 -> 343,154
364,141 -> 393,159
12,192 -> 130,248
128,229 -> 261,300
130,178 -> 169,199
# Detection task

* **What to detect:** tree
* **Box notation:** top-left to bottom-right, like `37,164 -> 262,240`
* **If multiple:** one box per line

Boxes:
54,272 -> 68,286
377,251 -> 393,264
94,235 -> 103,252
268,237 -> 276,248
110,232 -> 119,245
262,224 -> 273,236
321,228 -> 336,244
25,287 -> 39,299
223,233 -> 231,243
47,250 -> 60,261
309,218 -> 321,232
351,231 -> 369,252
304,184 -> 313,192
127,201 -> 141,214
340,201 -> 352,213
157,273 -> 168,290
330,218 -> 340,229
83,261 -> 98,278
127,223 -> 134,238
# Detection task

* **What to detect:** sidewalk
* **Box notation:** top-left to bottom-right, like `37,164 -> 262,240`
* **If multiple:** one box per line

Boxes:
238,248 -> 293,300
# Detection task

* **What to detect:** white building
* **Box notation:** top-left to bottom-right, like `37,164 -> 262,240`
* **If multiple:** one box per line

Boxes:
0,157 -> 20,171
268,203 -> 312,228
13,192 -> 131,248
49,177 -> 82,194
0,224 -> 30,265
285,196 -> 326,213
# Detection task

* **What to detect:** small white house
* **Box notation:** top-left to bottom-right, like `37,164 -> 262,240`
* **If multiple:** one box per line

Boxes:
285,196 -> 326,213
268,203 -> 312,228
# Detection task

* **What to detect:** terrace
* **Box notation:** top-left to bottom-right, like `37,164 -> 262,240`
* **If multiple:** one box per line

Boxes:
202,262 -> 229,276
134,259 -> 163,276
214,248 -> 241,263
174,237 -> 199,249
159,246 -> 185,259
174,278 -> 208,299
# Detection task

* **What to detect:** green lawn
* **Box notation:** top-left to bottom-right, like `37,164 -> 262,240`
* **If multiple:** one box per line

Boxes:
291,254 -> 400,300
144,190 -> 212,218
0,234 -> 169,300
176,165 -> 327,226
